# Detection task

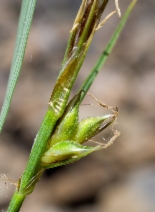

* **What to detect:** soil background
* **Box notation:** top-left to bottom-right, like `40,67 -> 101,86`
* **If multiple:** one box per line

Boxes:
0,1 -> 155,211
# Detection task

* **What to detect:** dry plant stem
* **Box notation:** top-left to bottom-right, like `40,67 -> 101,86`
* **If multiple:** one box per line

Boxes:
87,92 -> 118,113
89,129 -> 120,148
0,174 -> 18,187
115,0 -> 121,17
95,11 -> 116,31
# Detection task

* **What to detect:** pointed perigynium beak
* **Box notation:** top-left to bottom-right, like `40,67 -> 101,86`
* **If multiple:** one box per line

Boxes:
70,113 -> 116,144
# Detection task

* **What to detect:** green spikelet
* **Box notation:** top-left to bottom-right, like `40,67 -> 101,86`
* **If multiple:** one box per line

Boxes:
49,91 -> 82,147
71,114 -> 116,144
41,140 -> 100,169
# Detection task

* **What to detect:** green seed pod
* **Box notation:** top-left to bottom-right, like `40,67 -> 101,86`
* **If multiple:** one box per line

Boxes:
49,91 -> 82,147
41,140 -> 99,169
71,114 -> 116,144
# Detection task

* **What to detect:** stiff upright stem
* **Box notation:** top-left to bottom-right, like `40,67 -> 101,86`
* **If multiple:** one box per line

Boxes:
7,191 -> 25,212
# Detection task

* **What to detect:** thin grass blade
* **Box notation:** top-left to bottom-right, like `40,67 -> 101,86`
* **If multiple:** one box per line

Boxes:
0,0 -> 37,132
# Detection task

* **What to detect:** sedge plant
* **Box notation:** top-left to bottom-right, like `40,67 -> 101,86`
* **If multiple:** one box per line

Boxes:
0,0 -> 137,211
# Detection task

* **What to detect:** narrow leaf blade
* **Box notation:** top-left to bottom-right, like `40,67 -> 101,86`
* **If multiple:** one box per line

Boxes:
0,0 -> 37,132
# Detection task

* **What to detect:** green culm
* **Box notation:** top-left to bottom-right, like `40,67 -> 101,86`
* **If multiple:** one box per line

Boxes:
0,0 -> 137,211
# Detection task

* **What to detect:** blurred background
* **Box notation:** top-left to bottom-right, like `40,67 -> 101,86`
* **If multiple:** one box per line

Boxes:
0,0 -> 155,211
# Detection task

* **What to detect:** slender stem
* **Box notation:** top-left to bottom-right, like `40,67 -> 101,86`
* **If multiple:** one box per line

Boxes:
20,110 -> 56,191
7,191 -> 25,212
79,0 -> 137,102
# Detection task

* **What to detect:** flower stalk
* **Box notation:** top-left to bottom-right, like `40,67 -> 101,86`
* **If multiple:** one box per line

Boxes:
13,0 -> 112,203
4,0 -> 138,211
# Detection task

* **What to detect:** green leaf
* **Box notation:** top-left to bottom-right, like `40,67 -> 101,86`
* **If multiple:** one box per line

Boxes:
0,0 -> 37,132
